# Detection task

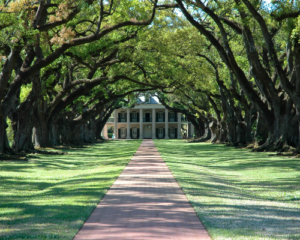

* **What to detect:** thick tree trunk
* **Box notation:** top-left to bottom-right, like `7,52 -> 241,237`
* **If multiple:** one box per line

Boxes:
244,106 -> 256,144
11,112 -> 34,153
193,118 -> 205,138
254,115 -> 297,151
254,112 -> 269,145
210,120 -> 221,143
236,121 -> 248,144
192,119 -> 212,142
218,121 -> 228,142
33,121 -> 49,148
96,122 -> 104,140
0,115 -> 12,154
226,117 -> 238,144
60,120 -> 73,145
84,118 -> 97,142
49,123 -> 61,146
33,100 -> 50,148
73,125 -> 85,144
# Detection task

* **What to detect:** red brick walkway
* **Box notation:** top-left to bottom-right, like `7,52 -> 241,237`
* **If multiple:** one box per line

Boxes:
73,140 -> 211,240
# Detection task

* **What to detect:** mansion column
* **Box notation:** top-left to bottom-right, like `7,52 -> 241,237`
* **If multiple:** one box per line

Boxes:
186,123 -> 189,139
139,109 -> 143,139
103,124 -> 108,139
165,108 -> 169,139
152,108 -> 156,139
177,112 -> 182,139
114,109 -> 118,139
127,108 -> 131,139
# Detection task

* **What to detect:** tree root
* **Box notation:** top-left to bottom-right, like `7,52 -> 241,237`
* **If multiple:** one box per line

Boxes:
253,137 -> 298,155
189,135 -> 212,143
0,153 -> 27,161
31,149 -> 67,155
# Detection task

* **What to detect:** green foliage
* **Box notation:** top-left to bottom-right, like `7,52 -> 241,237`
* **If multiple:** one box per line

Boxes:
19,83 -> 32,103
5,118 -> 13,147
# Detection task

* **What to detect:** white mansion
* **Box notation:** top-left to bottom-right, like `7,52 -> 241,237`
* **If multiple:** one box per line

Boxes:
103,95 -> 195,139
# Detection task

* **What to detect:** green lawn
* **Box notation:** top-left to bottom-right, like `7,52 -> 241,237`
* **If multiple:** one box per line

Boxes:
154,140 -> 300,240
0,140 -> 141,240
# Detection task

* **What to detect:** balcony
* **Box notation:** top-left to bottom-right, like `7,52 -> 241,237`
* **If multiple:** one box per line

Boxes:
143,117 -> 152,122
156,117 -> 165,123
131,118 -> 139,123
118,118 -> 127,123
168,117 -> 178,122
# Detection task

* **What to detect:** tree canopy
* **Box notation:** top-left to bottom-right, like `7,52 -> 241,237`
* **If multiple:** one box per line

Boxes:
1,0 -> 300,154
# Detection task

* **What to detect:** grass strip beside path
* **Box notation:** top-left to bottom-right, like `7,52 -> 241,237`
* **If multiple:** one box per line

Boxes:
154,140 -> 300,240
0,140 -> 141,240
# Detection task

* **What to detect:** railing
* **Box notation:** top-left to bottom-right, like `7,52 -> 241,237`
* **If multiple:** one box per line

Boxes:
168,118 -> 178,122
131,118 -> 139,123
143,118 -> 152,122
118,118 -> 127,122
156,118 -> 165,122
114,117 -> 186,123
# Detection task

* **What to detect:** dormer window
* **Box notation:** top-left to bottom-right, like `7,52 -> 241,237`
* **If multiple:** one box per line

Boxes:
145,95 -> 150,103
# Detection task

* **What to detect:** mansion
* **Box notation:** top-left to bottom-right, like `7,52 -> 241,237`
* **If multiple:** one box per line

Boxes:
103,95 -> 194,139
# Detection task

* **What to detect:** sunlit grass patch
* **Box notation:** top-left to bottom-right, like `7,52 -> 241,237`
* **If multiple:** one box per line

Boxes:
154,140 -> 300,240
0,140 -> 141,240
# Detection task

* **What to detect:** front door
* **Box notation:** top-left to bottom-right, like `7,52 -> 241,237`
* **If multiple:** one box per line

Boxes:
158,128 -> 164,138
144,126 -> 152,138
170,128 -> 175,138
132,127 -> 137,138
121,128 -> 126,138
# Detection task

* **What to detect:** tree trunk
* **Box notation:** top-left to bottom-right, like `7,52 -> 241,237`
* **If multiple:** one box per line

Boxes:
49,123 -> 61,146
33,120 -> 49,148
210,119 -> 220,143
218,121 -> 228,143
254,115 -> 297,151
84,118 -> 97,142
254,112 -> 268,145
226,116 -> 238,144
11,111 -> 34,153
193,118 -> 212,142
60,119 -> 73,145
0,114 -> 12,154
72,124 -> 85,144
33,100 -> 50,148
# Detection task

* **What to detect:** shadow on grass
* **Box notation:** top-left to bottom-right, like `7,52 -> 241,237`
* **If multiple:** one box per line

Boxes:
0,140 -> 142,239
154,140 -> 300,240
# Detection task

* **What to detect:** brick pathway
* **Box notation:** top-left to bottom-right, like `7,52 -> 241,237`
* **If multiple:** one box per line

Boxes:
74,140 -> 211,240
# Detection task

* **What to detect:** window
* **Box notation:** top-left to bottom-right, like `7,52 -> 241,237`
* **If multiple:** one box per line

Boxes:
132,128 -> 137,138
121,112 -> 126,122
158,112 -> 164,122
145,96 -> 150,103
121,128 -> 126,138
158,128 -> 163,134
169,112 -> 175,122
132,112 -> 137,120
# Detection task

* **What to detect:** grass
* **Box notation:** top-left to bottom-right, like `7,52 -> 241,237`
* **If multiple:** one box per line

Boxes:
0,140 -> 141,240
154,140 -> 300,240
